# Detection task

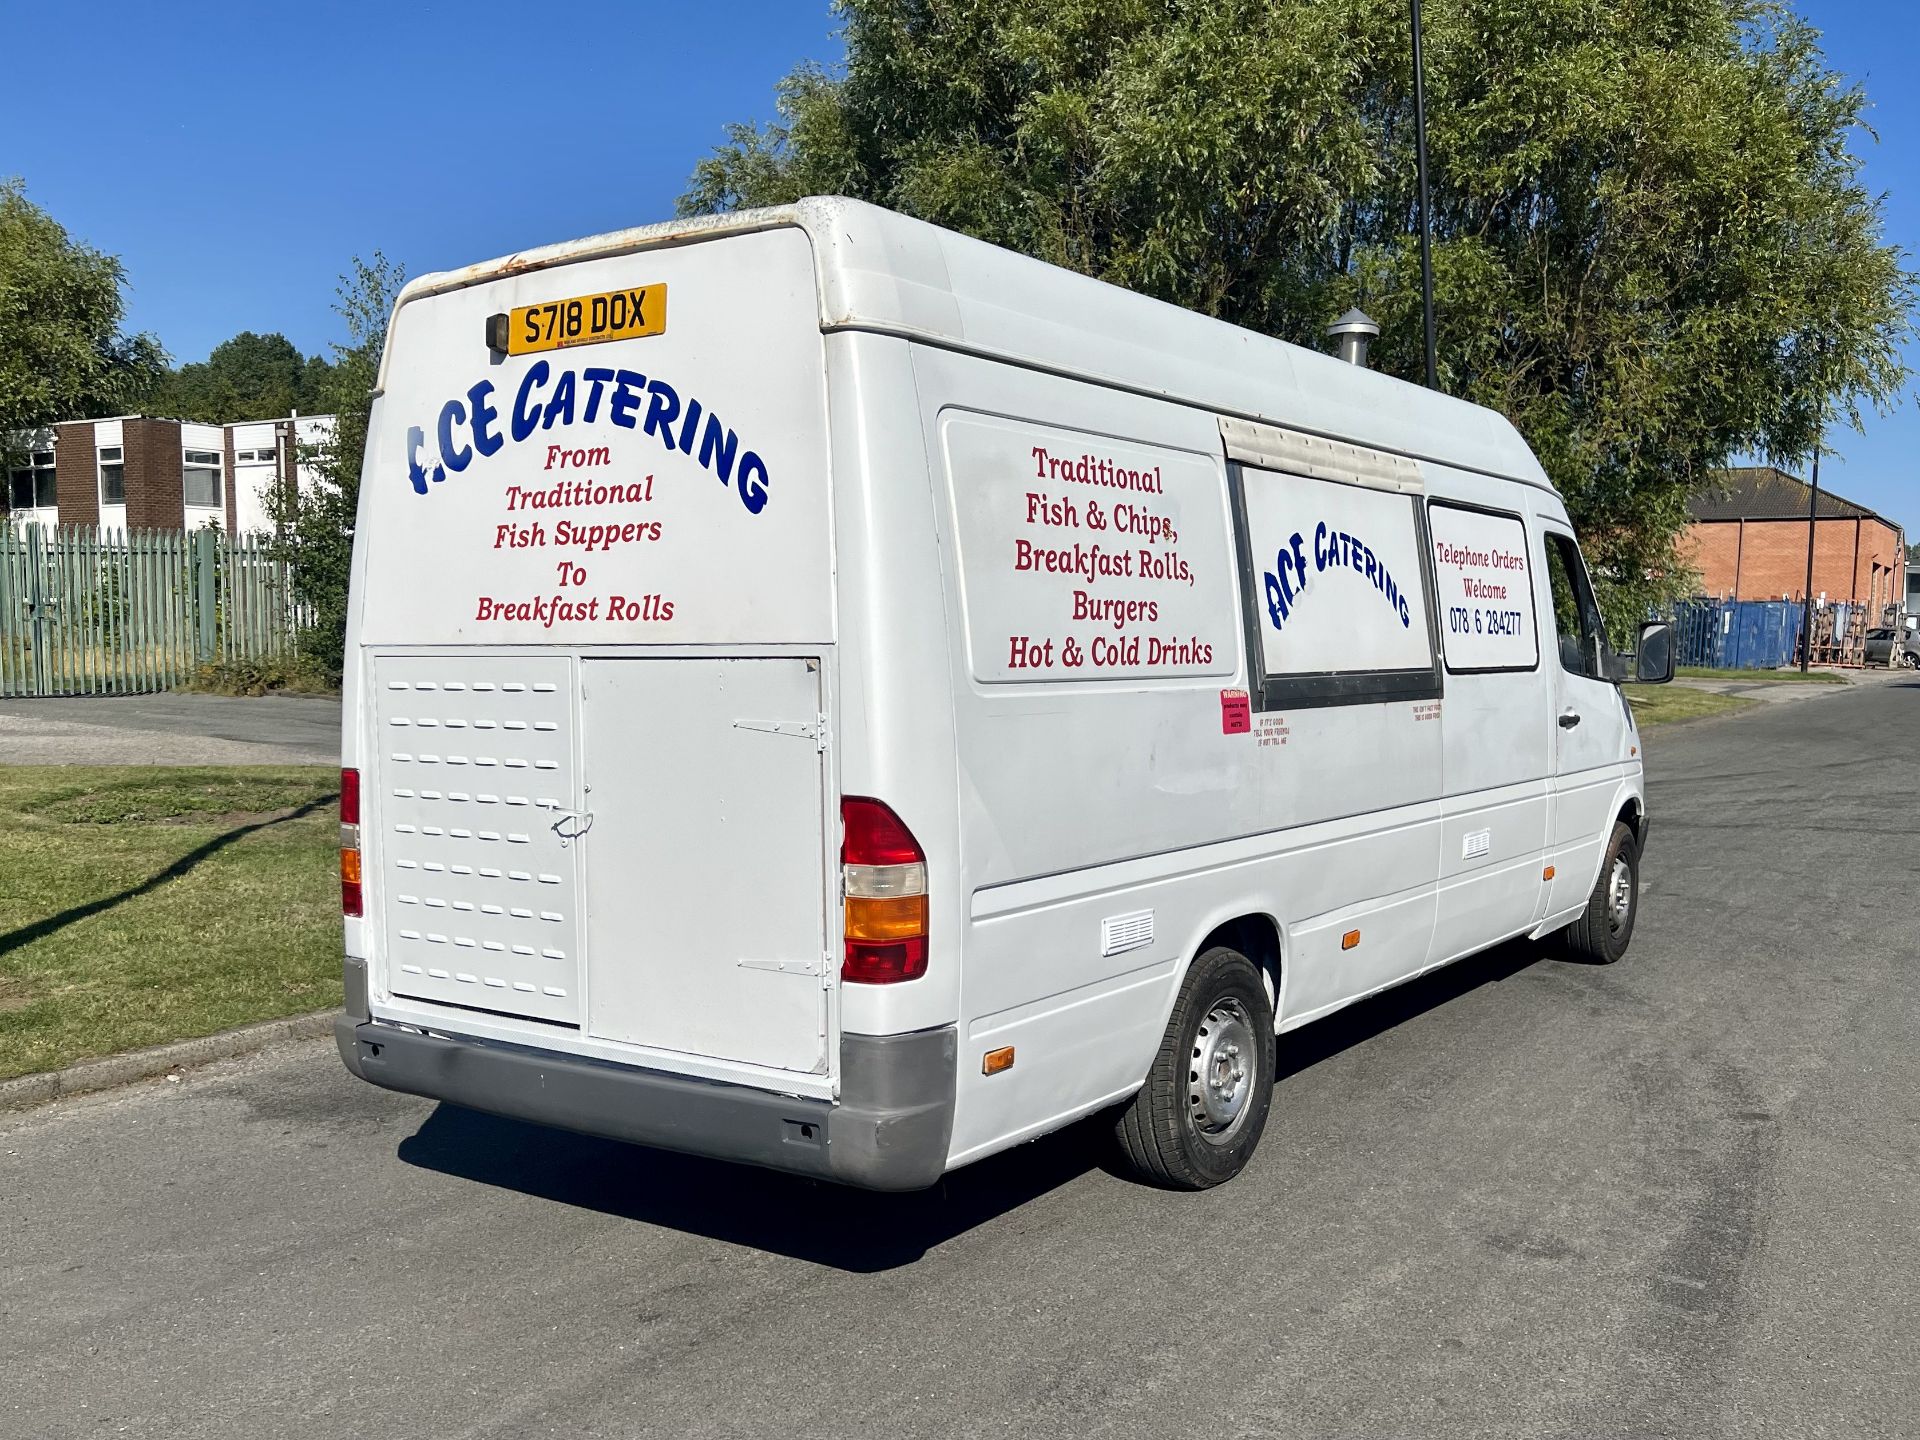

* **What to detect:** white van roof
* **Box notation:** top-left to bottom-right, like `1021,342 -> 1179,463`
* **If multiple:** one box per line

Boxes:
389,197 -> 1555,492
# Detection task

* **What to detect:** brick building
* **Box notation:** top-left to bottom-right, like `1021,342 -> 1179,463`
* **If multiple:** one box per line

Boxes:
1681,466 -> 1907,621
4,413 -> 334,535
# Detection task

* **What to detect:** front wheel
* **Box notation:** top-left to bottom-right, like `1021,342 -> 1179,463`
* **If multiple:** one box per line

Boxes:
1113,945 -> 1275,1189
1562,821 -> 1639,964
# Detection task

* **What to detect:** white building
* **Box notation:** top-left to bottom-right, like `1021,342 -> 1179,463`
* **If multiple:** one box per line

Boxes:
227,414 -> 337,534
5,412 -> 336,535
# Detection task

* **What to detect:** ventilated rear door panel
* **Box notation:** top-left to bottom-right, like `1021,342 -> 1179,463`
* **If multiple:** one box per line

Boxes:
581,658 -> 828,1074
373,654 -> 583,1025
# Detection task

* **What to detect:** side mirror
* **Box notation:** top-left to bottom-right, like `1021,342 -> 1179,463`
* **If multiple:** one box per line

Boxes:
1633,620 -> 1675,684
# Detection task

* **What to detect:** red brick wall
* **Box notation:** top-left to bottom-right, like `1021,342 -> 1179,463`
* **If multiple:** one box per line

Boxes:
1682,517 -> 1906,608
53,422 -> 99,528
121,418 -> 186,530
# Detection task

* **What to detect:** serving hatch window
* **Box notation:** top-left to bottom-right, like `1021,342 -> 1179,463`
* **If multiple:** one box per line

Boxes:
1223,419 -> 1441,710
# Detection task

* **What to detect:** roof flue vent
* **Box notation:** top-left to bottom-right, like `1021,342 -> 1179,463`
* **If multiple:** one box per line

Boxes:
1326,308 -> 1381,368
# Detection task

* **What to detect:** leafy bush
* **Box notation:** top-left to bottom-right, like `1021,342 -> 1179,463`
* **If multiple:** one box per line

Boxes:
269,255 -> 405,670
179,653 -> 339,698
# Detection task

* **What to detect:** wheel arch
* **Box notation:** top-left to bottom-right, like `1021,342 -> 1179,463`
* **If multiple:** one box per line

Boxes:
1550,780 -> 1648,925
1173,910 -> 1286,1030
1615,792 -> 1647,851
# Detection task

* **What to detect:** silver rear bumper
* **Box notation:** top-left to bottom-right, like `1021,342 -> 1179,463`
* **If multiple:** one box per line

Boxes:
337,966 -> 955,1192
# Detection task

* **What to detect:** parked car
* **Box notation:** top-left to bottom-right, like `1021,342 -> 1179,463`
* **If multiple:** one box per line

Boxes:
1864,627 -> 1920,668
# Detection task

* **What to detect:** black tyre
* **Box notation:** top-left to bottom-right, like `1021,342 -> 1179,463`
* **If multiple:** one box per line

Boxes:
1562,821 -> 1639,964
1113,945 -> 1275,1189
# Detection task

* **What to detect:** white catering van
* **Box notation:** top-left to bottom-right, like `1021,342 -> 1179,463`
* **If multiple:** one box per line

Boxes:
335,198 -> 1675,1190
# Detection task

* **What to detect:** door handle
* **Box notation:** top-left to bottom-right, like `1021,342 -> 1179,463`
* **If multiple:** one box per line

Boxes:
1558,710 -> 1582,729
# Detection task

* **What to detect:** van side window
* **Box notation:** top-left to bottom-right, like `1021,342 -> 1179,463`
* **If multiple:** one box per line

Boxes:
1427,501 -> 1538,672
1544,532 -> 1606,679
941,412 -> 1239,684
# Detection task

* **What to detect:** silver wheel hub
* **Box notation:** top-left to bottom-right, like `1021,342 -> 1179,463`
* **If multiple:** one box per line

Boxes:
1608,855 -> 1633,930
1189,999 -> 1255,1143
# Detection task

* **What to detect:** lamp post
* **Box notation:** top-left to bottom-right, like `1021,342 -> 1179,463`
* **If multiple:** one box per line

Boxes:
1411,0 -> 1439,392
1799,342 -> 1827,673
1800,440 -> 1821,673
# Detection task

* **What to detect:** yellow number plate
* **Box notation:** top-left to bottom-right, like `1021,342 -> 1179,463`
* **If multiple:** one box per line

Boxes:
505,284 -> 667,355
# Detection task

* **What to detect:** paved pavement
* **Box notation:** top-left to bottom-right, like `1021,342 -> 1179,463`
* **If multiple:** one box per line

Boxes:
1673,666 -> 1906,704
4,683 -> 1917,1439
0,693 -> 339,765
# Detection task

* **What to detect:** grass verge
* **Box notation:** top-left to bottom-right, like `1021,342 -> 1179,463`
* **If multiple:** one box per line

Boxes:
1675,666 -> 1846,684
0,766 -> 341,1082
1625,686 -> 1759,727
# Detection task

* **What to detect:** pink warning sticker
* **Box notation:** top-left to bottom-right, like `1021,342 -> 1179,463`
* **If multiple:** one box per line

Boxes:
1220,689 -> 1251,734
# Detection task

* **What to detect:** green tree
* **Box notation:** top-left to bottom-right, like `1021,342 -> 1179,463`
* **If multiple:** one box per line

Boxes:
684,0 -> 1915,633
270,255 -> 404,670
155,331 -> 334,423
0,177 -> 166,444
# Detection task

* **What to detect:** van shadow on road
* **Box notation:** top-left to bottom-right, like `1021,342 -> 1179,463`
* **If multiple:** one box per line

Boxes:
396,936 -> 1553,1272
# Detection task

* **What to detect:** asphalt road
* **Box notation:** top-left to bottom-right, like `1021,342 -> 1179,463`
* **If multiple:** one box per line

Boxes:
5,682 -> 1916,1439
0,693 -> 339,765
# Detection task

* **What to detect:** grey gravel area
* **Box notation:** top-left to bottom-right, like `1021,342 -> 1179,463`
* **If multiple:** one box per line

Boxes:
2,681 -> 1916,1439
0,693 -> 339,765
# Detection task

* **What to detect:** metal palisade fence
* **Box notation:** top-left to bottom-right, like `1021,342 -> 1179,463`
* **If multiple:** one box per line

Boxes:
0,524 -> 306,696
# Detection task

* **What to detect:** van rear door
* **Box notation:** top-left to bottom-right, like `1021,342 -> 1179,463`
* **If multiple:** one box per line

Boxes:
353,223 -> 836,1079
372,652 -> 584,1026
581,656 -> 829,1073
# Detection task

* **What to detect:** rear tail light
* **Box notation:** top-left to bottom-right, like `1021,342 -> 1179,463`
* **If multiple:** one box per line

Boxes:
841,797 -> 927,983
340,767 -> 363,917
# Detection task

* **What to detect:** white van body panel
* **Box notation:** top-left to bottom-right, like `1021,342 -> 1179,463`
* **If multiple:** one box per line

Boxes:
341,198 -> 1644,1186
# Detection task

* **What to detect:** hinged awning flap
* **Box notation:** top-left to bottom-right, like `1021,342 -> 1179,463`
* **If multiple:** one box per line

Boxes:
1219,416 -> 1424,495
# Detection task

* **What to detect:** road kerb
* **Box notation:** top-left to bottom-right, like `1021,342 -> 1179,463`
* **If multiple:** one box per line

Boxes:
0,1009 -> 339,1113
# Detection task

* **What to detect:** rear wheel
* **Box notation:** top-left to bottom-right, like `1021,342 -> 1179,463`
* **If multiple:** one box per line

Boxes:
1113,945 -> 1275,1189
1562,820 -> 1639,964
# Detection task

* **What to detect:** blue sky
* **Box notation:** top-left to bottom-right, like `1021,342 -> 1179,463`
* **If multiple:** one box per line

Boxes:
3,0 -> 1912,533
